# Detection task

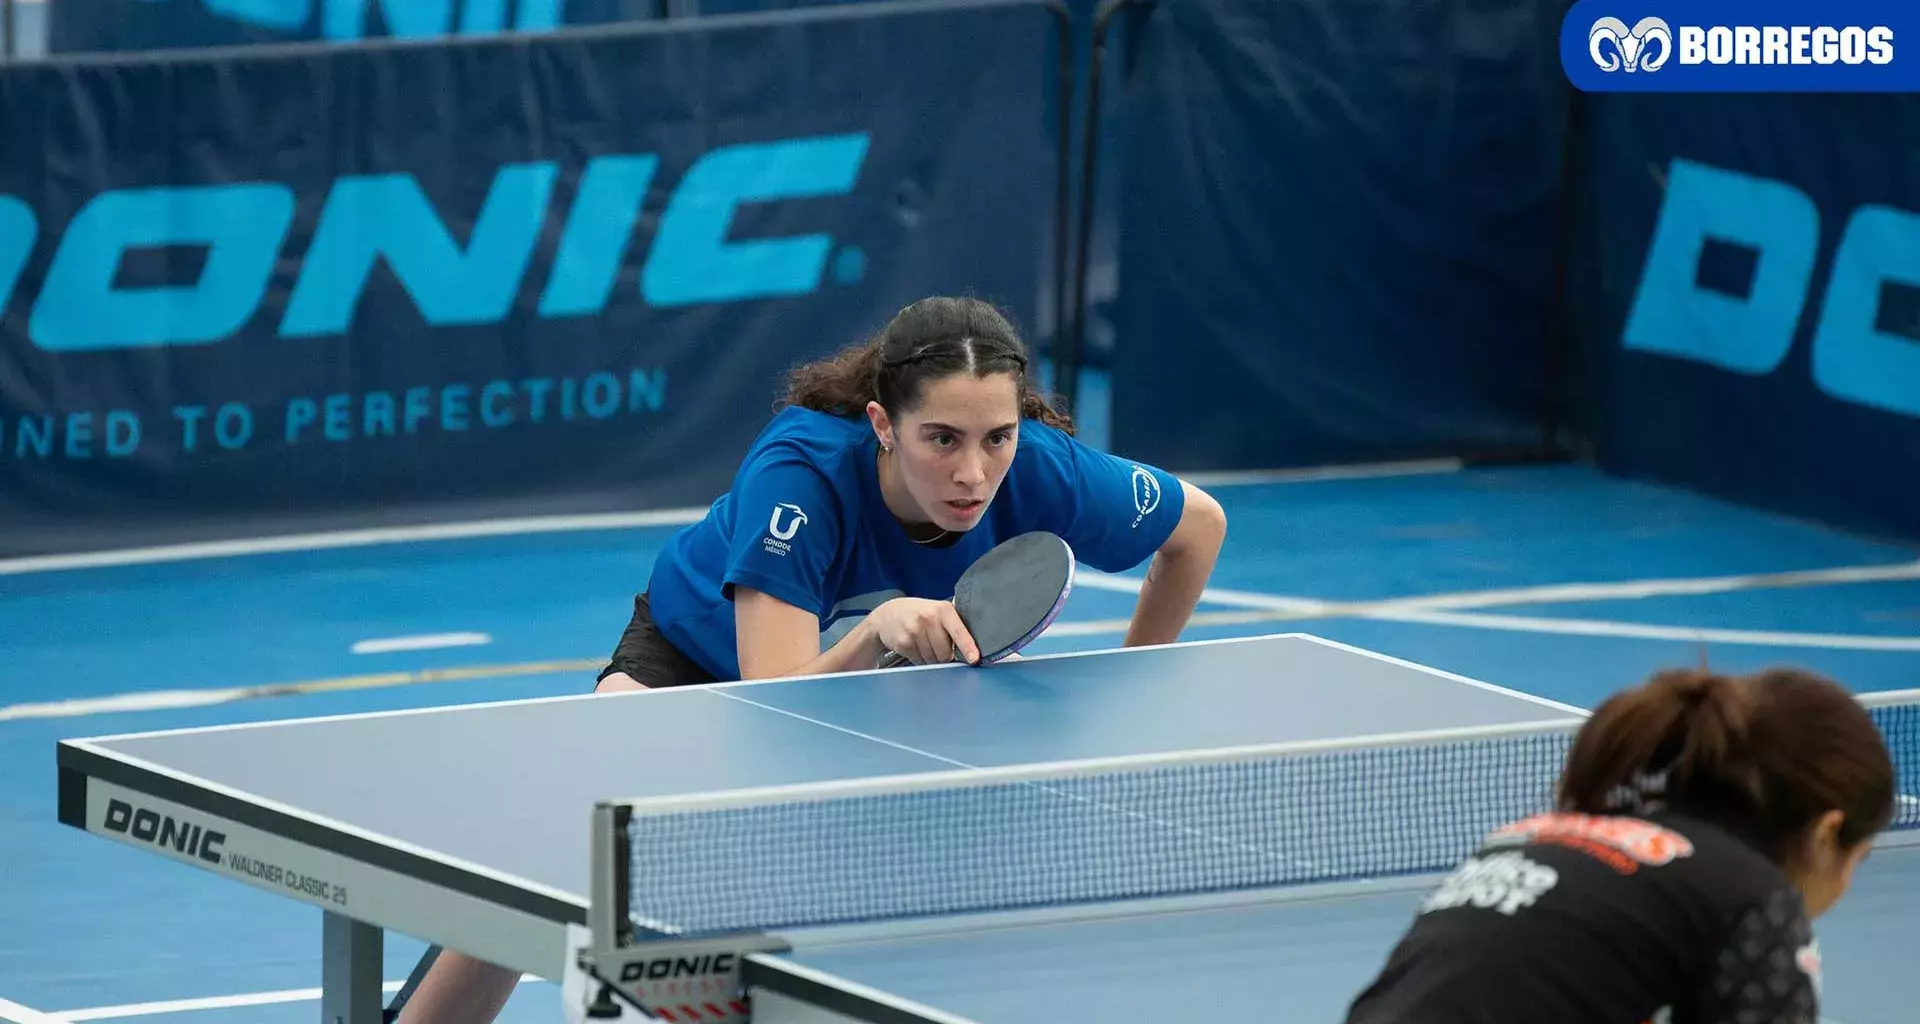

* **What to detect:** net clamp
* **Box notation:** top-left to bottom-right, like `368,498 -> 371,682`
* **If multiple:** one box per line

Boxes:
575,931 -> 793,1021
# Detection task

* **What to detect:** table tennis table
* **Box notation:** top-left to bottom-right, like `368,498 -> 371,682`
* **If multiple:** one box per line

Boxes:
53,632 -> 1920,1024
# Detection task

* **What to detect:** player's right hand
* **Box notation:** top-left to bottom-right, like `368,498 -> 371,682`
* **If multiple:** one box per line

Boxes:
869,597 -> 981,666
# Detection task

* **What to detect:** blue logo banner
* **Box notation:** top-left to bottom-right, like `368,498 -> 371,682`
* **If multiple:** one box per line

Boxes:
1561,0 -> 1910,91
1571,80 -> 1920,543
0,0 -> 1058,555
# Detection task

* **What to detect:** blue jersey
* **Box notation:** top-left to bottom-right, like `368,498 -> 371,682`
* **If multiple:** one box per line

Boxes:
645,406 -> 1186,680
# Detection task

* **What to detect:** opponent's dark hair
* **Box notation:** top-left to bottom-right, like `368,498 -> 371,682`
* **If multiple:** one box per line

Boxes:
1556,666 -> 1895,865
778,296 -> 1074,434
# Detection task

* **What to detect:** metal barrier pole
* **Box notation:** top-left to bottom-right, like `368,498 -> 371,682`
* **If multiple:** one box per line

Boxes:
1539,85 -> 1584,458
1045,0 -> 1072,404
1061,0 -> 1151,417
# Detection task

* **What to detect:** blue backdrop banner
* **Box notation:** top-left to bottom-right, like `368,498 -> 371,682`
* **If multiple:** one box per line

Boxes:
1106,0 -> 1570,471
1561,0 -> 1910,93
0,0 -> 1058,555
1575,91 -> 1920,542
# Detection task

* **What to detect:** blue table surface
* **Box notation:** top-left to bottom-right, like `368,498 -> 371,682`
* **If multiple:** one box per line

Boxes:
773,845 -> 1920,1024
71,635 -> 1581,900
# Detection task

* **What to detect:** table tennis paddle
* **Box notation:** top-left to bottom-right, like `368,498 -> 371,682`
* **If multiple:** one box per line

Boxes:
878,531 -> 1075,669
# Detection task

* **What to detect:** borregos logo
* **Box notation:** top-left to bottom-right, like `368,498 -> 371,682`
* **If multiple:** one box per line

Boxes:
1587,14 -> 1893,73
1589,17 -> 1674,72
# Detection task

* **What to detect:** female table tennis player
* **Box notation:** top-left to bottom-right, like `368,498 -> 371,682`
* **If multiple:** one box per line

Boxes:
395,295 -> 1228,1023
1344,666 -> 1896,1024
593,293 -> 1228,687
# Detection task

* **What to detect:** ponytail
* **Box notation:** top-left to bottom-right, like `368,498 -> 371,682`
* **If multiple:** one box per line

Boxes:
776,297 -> 1076,435
1558,669 -> 1753,819
1557,667 -> 1896,863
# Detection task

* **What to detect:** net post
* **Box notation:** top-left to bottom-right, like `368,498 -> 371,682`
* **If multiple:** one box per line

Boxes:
590,800 -> 633,951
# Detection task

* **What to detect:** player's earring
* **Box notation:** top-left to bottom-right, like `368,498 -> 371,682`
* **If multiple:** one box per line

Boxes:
881,440 -> 893,454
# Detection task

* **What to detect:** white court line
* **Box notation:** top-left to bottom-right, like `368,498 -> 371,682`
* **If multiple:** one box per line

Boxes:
4,547 -> 1914,724
0,459 -> 1455,579
0,997 -> 72,1024
52,975 -> 542,1021
1371,609 -> 1920,651
1178,458 -> 1461,487
1381,559 -> 1920,612
0,687 -> 256,721
1074,570 -> 1330,613
0,509 -> 711,577
1074,559 -> 1920,616
350,632 -> 492,655
1073,568 -> 1920,651
6,599 -> 1917,725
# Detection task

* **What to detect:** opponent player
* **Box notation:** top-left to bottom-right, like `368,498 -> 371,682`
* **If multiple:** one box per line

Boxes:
396,295 -> 1228,1023
1344,666 -> 1896,1024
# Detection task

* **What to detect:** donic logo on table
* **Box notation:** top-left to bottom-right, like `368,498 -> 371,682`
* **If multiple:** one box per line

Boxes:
1560,0 -> 1906,92
0,132 -> 871,354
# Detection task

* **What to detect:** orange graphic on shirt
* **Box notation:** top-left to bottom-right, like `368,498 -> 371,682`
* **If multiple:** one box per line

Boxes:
1489,813 -> 1695,875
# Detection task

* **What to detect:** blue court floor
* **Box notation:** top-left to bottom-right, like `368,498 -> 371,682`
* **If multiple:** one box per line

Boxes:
3,459 -> 1918,1022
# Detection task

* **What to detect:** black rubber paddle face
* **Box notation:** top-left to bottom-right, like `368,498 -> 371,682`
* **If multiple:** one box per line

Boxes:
953,532 -> 1075,664
876,531 -> 1075,669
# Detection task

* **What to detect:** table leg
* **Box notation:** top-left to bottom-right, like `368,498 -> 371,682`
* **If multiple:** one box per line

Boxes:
322,912 -> 383,1024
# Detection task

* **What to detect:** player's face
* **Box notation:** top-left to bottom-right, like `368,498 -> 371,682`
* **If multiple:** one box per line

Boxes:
870,373 -> 1021,533
1794,809 -> 1873,918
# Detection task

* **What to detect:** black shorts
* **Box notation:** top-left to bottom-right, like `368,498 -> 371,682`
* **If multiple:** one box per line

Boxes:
598,591 -> 719,689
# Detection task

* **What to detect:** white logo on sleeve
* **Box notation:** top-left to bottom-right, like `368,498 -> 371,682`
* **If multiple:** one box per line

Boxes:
764,503 -> 807,555
1420,851 -> 1560,917
1128,466 -> 1161,529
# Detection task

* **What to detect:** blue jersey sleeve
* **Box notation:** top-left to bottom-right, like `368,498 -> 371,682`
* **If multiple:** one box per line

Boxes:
720,451 -> 844,618
1039,429 -> 1185,574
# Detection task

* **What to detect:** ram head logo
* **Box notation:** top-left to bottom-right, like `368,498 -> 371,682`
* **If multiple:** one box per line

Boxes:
1589,16 -> 1673,72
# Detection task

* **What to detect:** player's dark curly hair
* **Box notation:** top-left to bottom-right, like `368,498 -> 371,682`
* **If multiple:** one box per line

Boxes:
778,296 -> 1074,435
1557,666 -> 1895,867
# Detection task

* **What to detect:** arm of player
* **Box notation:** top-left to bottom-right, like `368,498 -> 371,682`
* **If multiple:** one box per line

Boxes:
735,587 -> 884,679
1124,479 -> 1226,647
736,590 -> 981,677
722,455 -> 884,680
1034,426 -> 1226,647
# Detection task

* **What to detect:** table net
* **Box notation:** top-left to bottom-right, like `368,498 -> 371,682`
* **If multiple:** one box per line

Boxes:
619,696 -> 1920,937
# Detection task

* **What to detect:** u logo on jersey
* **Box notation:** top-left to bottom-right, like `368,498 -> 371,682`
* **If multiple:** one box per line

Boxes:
764,502 -> 807,555
768,503 -> 808,540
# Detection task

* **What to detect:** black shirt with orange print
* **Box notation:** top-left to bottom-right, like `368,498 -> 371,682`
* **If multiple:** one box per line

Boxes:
1343,810 -> 1823,1024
